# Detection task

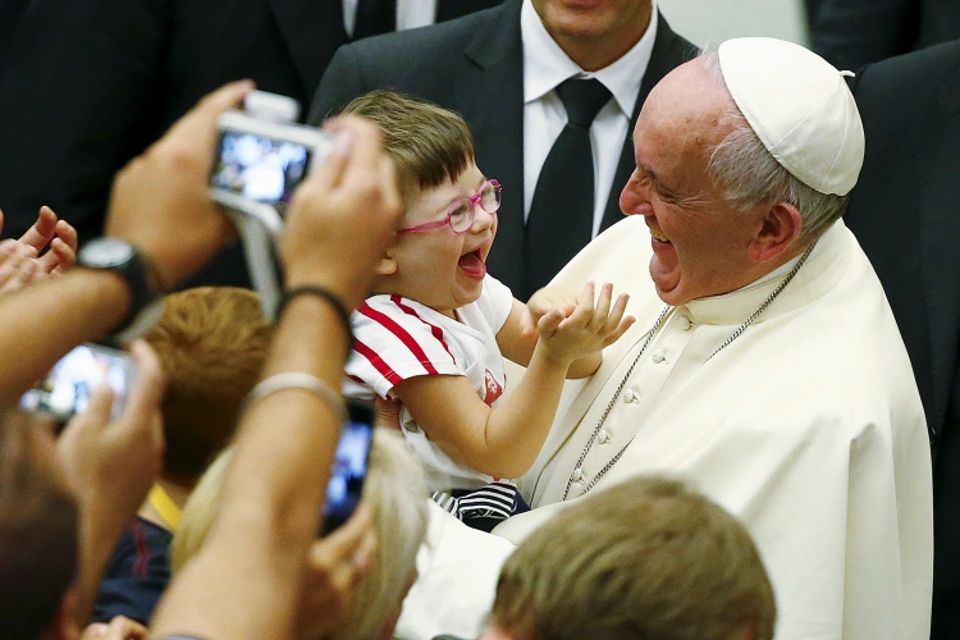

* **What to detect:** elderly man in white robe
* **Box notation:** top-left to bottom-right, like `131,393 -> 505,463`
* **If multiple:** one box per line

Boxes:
397,38 -> 933,640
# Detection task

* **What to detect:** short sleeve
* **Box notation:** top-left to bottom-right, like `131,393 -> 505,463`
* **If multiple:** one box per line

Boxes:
347,297 -> 464,399
475,275 -> 514,333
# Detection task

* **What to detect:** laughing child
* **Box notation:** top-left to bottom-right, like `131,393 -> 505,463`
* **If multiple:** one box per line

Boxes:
341,90 -> 634,531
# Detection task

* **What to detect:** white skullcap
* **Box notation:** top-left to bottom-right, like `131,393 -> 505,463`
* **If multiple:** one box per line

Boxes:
717,37 -> 864,196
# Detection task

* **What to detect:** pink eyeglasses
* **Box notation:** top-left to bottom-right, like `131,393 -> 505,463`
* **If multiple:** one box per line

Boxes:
398,179 -> 502,235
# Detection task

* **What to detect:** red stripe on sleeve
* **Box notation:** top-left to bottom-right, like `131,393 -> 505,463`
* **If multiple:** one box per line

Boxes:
390,295 -> 457,364
354,339 -> 403,386
358,303 -> 439,375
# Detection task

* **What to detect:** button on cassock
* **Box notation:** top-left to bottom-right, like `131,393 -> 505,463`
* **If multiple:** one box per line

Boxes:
571,467 -> 585,483
652,349 -> 667,363
623,388 -> 638,403
597,429 -> 611,444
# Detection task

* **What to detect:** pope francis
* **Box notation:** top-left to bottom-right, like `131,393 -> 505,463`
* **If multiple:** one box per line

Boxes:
396,38 -> 933,640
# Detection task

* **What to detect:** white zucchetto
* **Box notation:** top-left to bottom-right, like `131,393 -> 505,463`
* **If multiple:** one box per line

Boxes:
718,37 -> 864,196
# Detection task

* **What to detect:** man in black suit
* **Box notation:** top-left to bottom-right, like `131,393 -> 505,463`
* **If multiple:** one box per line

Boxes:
310,0 -> 696,298
812,0 -> 960,71
845,40 -> 960,640
0,0 -> 500,286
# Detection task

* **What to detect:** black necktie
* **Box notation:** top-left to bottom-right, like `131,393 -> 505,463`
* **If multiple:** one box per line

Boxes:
353,0 -> 396,39
524,78 -> 612,299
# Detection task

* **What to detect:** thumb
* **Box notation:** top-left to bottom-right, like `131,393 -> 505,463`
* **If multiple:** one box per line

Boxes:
520,306 -> 536,338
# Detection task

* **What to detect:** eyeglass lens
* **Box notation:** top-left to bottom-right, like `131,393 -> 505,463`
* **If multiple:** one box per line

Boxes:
450,183 -> 501,233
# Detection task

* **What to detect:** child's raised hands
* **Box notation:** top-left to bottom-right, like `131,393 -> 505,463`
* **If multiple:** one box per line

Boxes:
534,282 -> 634,365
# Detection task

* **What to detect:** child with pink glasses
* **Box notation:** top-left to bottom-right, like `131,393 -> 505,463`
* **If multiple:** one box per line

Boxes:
341,90 -> 633,531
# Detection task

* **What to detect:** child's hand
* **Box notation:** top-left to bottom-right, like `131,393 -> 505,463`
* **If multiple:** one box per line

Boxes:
521,285 -> 578,338
536,282 -> 635,365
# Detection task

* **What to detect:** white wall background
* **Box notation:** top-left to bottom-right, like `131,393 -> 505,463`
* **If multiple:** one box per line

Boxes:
657,0 -> 810,48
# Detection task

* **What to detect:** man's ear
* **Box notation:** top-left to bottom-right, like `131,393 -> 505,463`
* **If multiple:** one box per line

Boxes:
748,201 -> 803,263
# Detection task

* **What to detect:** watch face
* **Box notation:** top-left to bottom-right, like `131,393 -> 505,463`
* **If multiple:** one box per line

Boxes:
81,238 -> 135,268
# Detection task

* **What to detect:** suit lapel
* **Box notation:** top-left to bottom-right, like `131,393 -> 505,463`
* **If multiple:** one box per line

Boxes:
266,0 -> 348,105
458,0 -> 526,292
920,77 -> 960,439
599,15 -> 698,232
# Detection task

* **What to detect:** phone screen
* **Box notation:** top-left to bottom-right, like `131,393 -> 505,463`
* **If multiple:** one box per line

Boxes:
322,400 -> 375,534
210,129 -> 313,207
20,343 -> 133,421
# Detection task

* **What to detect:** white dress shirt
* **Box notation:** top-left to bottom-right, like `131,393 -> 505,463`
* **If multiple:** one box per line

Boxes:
343,0 -> 438,37
521,0 -> 658,236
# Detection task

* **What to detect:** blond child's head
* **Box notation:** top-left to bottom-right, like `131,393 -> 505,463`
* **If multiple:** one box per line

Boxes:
172,429 -> 429,640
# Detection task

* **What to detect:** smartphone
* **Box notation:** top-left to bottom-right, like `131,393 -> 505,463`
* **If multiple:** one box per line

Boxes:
209,109 -> 332,211
322,399 -> 375,534
20,343 -> 136,421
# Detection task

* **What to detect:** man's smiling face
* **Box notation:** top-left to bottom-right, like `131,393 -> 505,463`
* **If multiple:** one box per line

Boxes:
619,60 -> 770,305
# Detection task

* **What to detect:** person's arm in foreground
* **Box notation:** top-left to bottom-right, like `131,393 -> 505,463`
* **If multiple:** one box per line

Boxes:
0,81 -> 247,402
150,119 -> 401,639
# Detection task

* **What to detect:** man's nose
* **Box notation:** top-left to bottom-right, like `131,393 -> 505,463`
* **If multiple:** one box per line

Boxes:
619,171 -> 654,217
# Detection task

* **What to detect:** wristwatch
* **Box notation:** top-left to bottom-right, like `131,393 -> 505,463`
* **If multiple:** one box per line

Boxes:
77,237 -> 163,338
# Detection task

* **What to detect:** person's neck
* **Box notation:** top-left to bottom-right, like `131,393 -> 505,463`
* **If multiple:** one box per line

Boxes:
548,8 -> 652,72
137,476 -> 192,531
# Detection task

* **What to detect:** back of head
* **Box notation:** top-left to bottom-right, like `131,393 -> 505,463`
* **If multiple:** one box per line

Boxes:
144,287 -> 271,483
0,411 -> 78,640
172,429 -> 429,640
491,476 -> 776,640
339,89 -> 476,207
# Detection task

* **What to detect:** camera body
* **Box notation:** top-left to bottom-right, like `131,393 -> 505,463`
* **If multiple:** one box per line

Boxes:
322,399 -> 375,534
21,343 -> 137,421
209,91 -> 331,234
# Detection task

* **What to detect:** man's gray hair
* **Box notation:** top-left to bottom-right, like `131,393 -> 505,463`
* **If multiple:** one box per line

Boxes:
699,50 -> 848,241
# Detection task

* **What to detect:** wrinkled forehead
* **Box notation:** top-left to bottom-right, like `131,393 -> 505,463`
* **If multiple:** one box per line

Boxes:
632,60 -> 737,184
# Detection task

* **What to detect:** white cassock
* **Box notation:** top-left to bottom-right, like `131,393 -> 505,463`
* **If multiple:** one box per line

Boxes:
397,215 -> 933,640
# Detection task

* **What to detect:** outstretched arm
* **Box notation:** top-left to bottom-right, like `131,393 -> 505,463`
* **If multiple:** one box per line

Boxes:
396,283 -> 633,479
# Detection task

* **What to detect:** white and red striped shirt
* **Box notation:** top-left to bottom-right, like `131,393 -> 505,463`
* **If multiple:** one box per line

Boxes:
344,275 -> 514,491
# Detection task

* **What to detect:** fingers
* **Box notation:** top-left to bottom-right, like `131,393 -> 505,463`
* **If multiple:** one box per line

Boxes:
591,283 -> 613,330
520,306 -> 536,338
154,79 -> 254,157
122,340 -> 166,421
68,383 -> 116,432
374,397 -> 402,431
604,315 -> 636,346
559,281 -> 595,330
537,307 -> 565,337
103,615 -> 149,640
18,205 -> 58,250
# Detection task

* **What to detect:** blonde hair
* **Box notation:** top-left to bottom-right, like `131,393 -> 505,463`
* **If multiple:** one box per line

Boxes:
144,287 -> 271,481
339,89 -> 476,207
172,429 -> 428,639
492,476 -> 776,640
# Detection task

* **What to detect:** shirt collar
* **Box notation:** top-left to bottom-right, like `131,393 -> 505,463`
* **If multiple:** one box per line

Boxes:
521,0 -> 659,117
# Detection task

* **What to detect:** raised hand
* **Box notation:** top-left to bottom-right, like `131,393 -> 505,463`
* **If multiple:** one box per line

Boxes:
0,205 -> 79,295
536,281 -> 635,365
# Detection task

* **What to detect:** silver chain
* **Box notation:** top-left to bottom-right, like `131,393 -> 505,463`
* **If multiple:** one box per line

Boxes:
561,241 -> 817,501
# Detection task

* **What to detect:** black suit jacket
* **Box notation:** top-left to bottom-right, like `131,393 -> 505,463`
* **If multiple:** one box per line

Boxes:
813,0 -> 960,71
846,40 -> 960,640
309,0 -> 696,295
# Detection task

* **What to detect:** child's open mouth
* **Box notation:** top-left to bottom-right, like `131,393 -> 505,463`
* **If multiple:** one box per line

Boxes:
458,248 -> 487,280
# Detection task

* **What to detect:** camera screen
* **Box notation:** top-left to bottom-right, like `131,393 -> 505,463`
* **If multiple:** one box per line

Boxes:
210,129 -> 313,206
20,344 -> 131,420
323,417 -> 373,530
